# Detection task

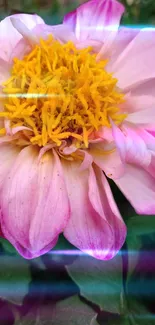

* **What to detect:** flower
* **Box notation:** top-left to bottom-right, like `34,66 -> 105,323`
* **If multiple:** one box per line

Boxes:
0,0 -> 154,260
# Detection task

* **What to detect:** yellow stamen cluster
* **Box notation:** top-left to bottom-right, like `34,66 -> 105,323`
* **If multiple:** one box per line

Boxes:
0,35 -> 125,147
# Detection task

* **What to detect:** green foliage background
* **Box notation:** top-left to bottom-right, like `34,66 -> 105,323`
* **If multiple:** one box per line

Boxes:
1,0 -> 155,25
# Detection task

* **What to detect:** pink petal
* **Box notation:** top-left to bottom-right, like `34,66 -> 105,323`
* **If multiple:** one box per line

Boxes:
122,79 -> 155,115
93,126 -> 114,142
0,143 -> 19,189
89,143 -> 125,179
114,165 -> 155,214
112,122 -> 151,167
63,161 -> 126,260
75,39 -> 103,52
139,131 -> 155,177
63,8 -> 76,31
0,135 -> 19,144
123,93 -> 155,113
112,29 -> 155,90
0,59 -> 11,84
32,23 -> 76,44
9,38 -> 31,62
107,26 -> 140,67
0,146 -> 70,259
129,79 -> 155,98
63,0 -> 124,52
78,150 -> 93,171
145,153 -> 155,178
89,167 -> 126,255
10,17 -> 39,46
0,14 -> 44,61
138,129 -> 155,152
125,107 -> 155,126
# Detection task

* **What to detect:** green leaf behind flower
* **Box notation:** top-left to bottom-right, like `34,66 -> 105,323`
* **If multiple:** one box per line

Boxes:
14,295 -> 97,325
48,295 -> 97,325
66,254 -> 124,314
126,215 -> 155,281
0,254 -> 31,305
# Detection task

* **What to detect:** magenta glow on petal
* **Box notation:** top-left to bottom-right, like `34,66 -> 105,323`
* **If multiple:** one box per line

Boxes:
63,0 -> 124,52
63,9 -> 77,32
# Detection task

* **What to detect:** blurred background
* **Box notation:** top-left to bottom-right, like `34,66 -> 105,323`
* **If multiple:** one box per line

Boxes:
0,0 -> 155,26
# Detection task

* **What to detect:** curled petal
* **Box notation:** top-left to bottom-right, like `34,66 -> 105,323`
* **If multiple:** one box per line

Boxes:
9,38 -> 31,62
0,14 -> 44,61
112,122 -> 151,167
78,150 -> 93,171
145,153 -> 155,178
89,167 -> 126,257
93,126 -> 114,142
139,129 -> 155,152
63,161 -> 126,260
10,17 -> 39,46
0,146 -> 70,258
90,143 -> 125,179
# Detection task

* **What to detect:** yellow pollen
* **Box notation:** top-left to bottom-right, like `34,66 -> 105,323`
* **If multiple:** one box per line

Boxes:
0,35 -> 126,148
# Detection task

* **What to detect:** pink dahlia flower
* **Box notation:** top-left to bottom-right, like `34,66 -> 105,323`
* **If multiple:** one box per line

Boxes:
0,0 -> 154,260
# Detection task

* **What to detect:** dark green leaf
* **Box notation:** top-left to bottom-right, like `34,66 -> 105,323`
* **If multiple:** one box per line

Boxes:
0,238 -> 18,255
126,299 -> 155,325
126,215 -> 155,280
126,235 -> 142,281
127,215 -> 155,236
49,295 -> 97,325
0,255 -> 31,305
14,313 -> 38,325
66,254 -> 124,314
101,315 -> 130,325
32,257 -> 46,270
15,296 -> 96,325
97,300 -> 155,325
90,315 -> 99,325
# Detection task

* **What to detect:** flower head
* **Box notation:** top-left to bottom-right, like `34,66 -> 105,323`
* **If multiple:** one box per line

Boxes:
0,0 -> 154,259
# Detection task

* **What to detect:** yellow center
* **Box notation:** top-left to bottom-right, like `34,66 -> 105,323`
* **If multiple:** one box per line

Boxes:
0,35 -> 126,148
